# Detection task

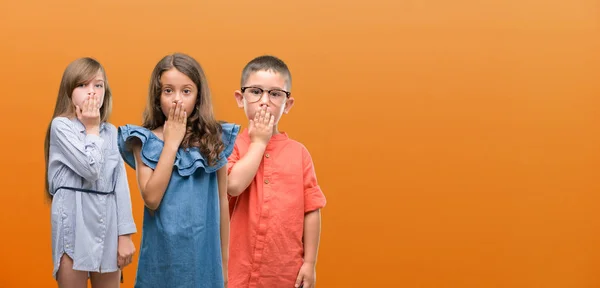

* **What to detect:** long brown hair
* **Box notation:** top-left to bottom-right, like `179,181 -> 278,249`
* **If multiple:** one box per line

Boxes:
143,53 -> 224,166
44,57 -> 112,199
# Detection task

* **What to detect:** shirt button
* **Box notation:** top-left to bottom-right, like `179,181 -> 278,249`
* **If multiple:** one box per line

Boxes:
100,218 -> 104,223
265,153 -> 270,158
264,179 -> 269,184
65,244 -> 69,248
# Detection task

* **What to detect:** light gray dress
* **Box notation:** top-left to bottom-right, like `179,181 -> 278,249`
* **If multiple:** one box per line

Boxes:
48,117 -> 136,279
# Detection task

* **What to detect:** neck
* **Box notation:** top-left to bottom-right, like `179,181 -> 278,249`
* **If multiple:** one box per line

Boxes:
272,125 -> 280,135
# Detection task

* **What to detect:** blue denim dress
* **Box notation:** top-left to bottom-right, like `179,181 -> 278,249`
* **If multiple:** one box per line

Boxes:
117,123 -> 239,288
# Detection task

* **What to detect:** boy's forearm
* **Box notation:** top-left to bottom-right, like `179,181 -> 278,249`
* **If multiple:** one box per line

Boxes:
303,209 -> 321,265
227,142 -> 267,196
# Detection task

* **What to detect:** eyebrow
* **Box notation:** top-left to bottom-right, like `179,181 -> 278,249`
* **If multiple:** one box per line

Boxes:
161,83 -> 196,89
247,85 -> 286,91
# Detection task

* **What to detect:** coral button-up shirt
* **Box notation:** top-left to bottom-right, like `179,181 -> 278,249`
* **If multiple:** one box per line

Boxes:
227,129 -> 326,287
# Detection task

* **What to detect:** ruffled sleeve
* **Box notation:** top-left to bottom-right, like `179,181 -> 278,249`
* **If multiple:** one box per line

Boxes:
118,123 -> 240,176
117,125 -> 163,170
174,122 -> 240,176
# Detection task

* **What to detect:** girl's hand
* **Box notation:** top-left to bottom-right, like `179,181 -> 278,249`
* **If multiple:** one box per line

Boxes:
117,235 -> 136,268
163,101 -> 187,150
75,94 -> 101,135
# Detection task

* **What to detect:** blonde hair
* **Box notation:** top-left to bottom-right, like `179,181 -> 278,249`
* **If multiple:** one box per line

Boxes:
44,57 -> 112,198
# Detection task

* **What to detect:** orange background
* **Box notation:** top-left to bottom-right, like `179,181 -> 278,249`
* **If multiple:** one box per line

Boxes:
1,0 -> 599,287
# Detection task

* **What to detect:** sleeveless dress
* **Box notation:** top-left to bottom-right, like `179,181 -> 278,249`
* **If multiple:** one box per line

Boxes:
117,123 -> 239,288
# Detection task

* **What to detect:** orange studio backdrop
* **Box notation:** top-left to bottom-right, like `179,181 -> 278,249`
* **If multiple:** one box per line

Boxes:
0,0 -> 599,287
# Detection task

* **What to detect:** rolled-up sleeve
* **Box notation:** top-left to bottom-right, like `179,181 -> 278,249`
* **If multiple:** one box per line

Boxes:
302,147 -> 326,213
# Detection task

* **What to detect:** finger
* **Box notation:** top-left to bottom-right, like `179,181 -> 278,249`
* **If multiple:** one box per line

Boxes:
183,111 -> 187,125
89,96 -> 95,112
264,111 -> 271,124
117,256 -> 124,268
94,95 -> 99,109
81,98 -> 88,113
91,95 -> 96,112
168,101 -> 176,120
248,120 -> 255,129
94,96 -> 100,115
268,115 -> 275,128
174,101 -> 181,122
295,273 -> 303,288
75,106 -> 81,119
178,102 -> 185,123
175,102 -> 181,122
258,109 -> 266,124
86,96 -> 92,112
254,110 -> 260,122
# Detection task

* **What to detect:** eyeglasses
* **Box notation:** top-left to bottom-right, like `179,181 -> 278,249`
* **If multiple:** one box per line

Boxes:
241,87 -> 290,106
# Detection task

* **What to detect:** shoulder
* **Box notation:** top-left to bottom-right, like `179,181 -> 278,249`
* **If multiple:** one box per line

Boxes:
281,135 -> 309,152
219,122 -> 241,156
231,127 -> 249,147
117,125 -> 164,169
285,137 -> 313,162
151,127 -> 164,141
117,124 -> 155,141
50,117 -> 79,138
51,117 -> 73,130
103,122 -> 117,134
220,122 -> 241,143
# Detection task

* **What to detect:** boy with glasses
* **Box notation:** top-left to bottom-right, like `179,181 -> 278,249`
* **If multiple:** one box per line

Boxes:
227,55 -> 327,288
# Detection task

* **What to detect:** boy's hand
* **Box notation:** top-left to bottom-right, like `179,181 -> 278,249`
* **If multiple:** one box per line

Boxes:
248,107 -> 274,145
117,235 -> 136,268
164,101 -> 187,150
76,95 -> 101,135
295,262 -> 316,288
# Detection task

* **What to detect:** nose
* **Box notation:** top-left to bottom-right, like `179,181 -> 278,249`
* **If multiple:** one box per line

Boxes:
259,91 -> 270,106
87,85 -> 96,95
174,91 -> 183,102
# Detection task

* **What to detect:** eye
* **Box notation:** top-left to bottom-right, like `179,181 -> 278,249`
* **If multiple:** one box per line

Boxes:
77,83 -> 86,88
270,90 -> 284,98
249,88 -> 262,95
95,84 -> 104,88
164,88 -> 173,94
183,89 -> 192,94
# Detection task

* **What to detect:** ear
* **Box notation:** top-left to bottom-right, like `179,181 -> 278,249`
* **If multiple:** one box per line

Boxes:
283,97 -> 295,114
234,90 -> 245,108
